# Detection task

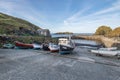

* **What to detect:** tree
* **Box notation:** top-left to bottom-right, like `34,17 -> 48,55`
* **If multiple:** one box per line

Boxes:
110,27 -> 120,37
95,25 -> 112,36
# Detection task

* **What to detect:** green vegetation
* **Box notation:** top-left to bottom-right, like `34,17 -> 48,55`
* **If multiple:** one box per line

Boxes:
95,25 -> 112,36
0,35 -> 57,48
0,12 -> 53,48
95,25 -> 120,37
55,32 -> 73,34
0,12 -> 41,36
109,27 -> 120,37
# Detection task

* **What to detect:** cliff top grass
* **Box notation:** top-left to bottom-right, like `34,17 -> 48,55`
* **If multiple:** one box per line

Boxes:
0,12 -> 41,36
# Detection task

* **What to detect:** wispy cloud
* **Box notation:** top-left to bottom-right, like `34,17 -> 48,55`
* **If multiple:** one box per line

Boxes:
0,0 -> 120,33
0,0 -> 49,28
62,0 -> 120,33
93,0 -> 120,16
0,0 -> 17,14
64,7 -> 91,25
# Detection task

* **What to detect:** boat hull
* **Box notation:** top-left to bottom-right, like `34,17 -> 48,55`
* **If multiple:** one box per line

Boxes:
59,45 -> 74,54
3,44 -> 14,49
49,43 -> 59,52
42,44 -> 50,51
15,41 -> 33,49
33,44 -> 42,50
50,49 -> 59,52
91,50 -> 119,57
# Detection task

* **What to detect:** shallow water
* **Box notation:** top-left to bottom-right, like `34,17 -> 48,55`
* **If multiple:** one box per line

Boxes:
73,39 -> 100,45
52,34 -> 101,46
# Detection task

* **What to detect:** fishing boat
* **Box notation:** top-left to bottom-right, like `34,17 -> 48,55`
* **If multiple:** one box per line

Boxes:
3,43 -> 14,49
49,43 -> 59,52
91,49 -> 120,57
58,37 -> 75,54
99,47 -> 117,51
15,41 -> 33,49
33,43 -> 42,50
42,43 -> 50,51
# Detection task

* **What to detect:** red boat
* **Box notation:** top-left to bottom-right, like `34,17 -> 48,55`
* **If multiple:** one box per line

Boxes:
15,41 -> 33,49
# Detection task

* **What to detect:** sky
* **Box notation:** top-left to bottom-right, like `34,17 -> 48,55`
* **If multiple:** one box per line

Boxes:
0,0 -> 120,33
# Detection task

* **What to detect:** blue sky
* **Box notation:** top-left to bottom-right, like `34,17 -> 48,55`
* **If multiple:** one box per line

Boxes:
0,0 -> 120,33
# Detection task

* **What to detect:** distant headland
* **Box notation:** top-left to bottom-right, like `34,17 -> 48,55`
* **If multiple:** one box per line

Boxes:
55,32 -> 73,34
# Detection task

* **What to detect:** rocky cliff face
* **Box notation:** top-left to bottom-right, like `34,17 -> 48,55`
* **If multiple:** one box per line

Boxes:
37,29 -> 51,37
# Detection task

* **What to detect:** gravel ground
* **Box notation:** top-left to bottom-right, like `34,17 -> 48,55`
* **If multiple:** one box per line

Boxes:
0,48 -> 120,80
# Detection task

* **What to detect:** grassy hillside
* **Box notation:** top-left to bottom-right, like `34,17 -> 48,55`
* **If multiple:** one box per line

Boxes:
0,13 -> 41,36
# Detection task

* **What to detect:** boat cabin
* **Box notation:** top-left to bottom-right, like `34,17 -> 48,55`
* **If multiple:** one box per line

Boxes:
58,38 -> 70,45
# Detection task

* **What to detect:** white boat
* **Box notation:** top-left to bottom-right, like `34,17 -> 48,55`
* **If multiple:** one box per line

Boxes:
91,50 -> 120,57
58,37 -> 75,54
49,43 -> 59,52
99,47 -> 117,51
33,44 -> 42,50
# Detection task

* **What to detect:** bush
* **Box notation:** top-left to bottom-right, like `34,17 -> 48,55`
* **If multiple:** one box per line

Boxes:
95,25 -> 112,36
109,27 -> 120,37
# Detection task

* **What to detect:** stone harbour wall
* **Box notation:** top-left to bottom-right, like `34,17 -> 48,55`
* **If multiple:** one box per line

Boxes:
75,35 -> 120,49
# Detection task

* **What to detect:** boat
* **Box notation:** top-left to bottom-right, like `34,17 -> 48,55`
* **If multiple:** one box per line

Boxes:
58,37 -> 75,54
91,49 -> 120,57
3,43 -> 14,49
15,41 -> 33,49
99,47 -> 117,51
33,43 -> 42,50
42,43 -> 50,51
48,43 -> 59,52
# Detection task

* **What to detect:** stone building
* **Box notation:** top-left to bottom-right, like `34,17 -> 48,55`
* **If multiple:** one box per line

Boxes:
37,29 -> 51,37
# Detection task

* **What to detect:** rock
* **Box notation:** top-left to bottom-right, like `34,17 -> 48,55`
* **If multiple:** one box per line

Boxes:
37,29 -> 51,37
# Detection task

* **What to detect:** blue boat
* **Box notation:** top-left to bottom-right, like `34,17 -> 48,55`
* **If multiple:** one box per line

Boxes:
3,43 -> 14,49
